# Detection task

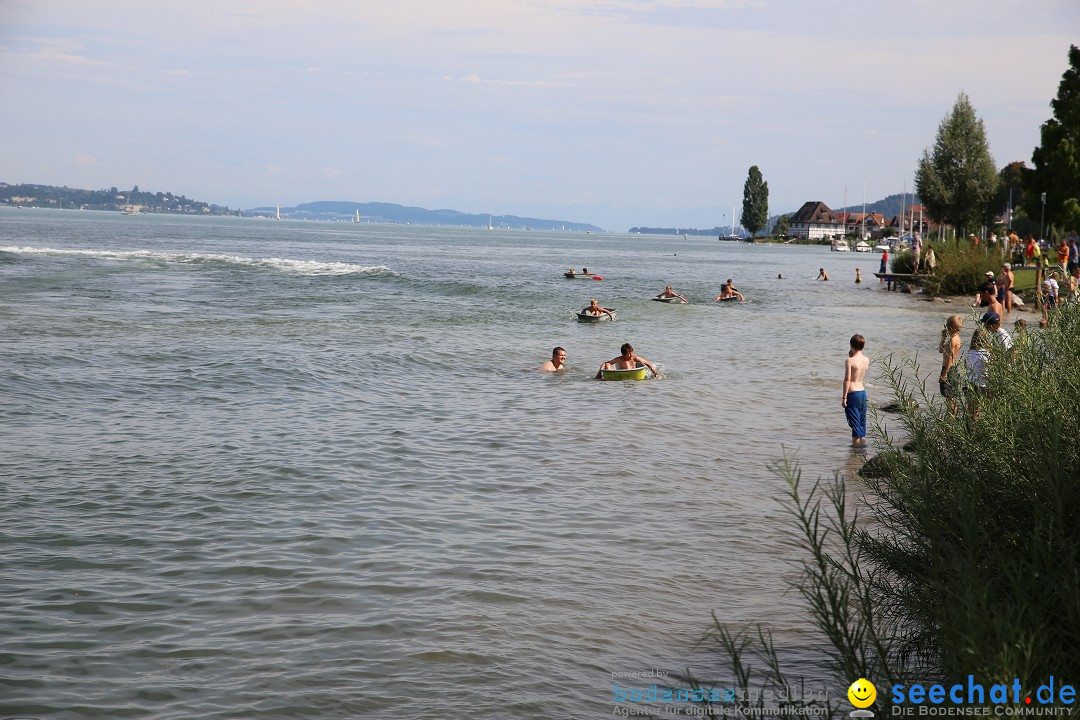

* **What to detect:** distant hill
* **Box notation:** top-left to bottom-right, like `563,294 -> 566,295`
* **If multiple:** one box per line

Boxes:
246,200 -> 604,232
0,182 -> 237,215
833,193 -> 921,219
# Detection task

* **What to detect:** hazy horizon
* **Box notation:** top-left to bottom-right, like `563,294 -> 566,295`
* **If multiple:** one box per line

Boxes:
1,1 -> 1076,231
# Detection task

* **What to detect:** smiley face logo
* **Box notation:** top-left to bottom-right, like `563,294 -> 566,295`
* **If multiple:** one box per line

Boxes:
848,678 -> 877,708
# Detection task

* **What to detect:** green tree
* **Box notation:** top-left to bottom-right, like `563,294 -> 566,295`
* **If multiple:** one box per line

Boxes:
1026,45 -> 1080,233
741,166 -> 768,237
914,92 -> 999,241
773,213 -> 789,238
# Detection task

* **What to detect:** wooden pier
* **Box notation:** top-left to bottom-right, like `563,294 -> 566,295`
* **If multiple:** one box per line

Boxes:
874,273 -> 925,291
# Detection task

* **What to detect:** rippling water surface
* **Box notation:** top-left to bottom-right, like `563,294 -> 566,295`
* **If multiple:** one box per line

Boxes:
0,209 -> 947,718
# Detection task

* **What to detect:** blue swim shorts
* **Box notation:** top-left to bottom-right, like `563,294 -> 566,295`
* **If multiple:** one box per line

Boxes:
845,390 -> 867,439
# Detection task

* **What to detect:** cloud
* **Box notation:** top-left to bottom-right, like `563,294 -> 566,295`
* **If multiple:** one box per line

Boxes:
1,35 -> 114,68
443,73 -> 573,88
526,0 -> 755,20
423,28 -> 499,38
289,66 -> 383,79
18,47 -> 110,67
162,68 -> 190,77
323,167 -> 344,179
74,153 -> 97,168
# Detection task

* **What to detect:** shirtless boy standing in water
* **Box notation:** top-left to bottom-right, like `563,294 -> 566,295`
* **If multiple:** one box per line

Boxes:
842,334 -> 869,446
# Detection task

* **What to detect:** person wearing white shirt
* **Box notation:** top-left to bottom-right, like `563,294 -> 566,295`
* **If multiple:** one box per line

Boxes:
981,311 -> 1013,351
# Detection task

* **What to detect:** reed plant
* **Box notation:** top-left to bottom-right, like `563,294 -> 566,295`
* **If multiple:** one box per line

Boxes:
889,250 -> 914,274
689,303 -> 1080,712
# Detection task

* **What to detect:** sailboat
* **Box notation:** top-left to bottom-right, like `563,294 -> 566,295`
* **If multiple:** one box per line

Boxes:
487,214 -> 493,230
275,205 -> 281,221
354,209 -> 361,223
720,205 -> 739,240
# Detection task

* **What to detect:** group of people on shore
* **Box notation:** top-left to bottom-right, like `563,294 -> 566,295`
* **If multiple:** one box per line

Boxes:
866,236 -> 939,282
975,261 -> 1079,314
1005,231 -> 1079,273
974,265 -> 1016,315
842,304 -> 1026,446
937,309 -> 1025,417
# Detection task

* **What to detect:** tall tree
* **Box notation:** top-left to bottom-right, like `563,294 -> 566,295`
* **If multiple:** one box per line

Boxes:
914,92 -> 999,240
741,166 -> 768,237
1026,45 -> 1080,233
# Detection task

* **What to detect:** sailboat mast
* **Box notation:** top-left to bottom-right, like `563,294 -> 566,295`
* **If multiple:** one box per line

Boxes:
899,180 -> 906,240
843,186 -> 848,237
861,180 -> 867,241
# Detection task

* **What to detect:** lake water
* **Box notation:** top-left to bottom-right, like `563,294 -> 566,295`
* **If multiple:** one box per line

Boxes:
0,209 -> 948,719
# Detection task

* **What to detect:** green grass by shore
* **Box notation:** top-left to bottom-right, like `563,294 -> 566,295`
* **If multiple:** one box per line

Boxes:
1011,267 -> 1041,292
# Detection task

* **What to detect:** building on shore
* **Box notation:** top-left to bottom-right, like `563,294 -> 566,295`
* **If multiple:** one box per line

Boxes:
788,201 -> 844,240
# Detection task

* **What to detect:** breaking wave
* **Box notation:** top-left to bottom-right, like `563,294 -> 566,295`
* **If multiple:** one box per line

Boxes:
0,246 -> 393,276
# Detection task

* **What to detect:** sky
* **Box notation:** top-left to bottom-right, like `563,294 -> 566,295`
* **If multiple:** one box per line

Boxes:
0,1 -> 1076,231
